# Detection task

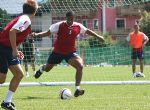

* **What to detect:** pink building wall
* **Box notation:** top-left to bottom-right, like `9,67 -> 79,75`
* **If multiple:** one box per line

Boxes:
88,10 -> 102,31
52,7 -> 140,33
125,16 -> 140,29
75,7 -> 140,33
105,8 -> 117,31
76,10 -> 102,31
105,8 -> 140,31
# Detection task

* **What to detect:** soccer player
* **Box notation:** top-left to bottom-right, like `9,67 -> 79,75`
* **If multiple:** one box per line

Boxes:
32,11 -> 104,97
126,24 -> 149,78
22,36 -> 36,77
0,0 -> 38,110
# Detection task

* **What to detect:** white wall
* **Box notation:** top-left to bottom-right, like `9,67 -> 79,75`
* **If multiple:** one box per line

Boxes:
32,13 -> 52,48
41,13 -> 52,48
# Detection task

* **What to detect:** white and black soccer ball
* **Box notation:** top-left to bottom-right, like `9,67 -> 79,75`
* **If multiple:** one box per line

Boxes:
135,72 -> 141,77
59,88 -> 72,100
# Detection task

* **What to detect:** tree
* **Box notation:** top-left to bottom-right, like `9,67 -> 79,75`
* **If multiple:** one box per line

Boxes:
88,32 -> 113,47
0,8 -> 11,31
139,11 -> 150,45
144,2 -> 150,12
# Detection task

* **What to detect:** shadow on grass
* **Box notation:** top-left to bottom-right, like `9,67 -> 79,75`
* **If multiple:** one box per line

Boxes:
17,96 -> 51,100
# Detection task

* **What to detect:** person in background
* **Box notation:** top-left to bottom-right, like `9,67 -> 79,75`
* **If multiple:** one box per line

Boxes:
22,36 -> 36,77
126,24 -> 149,78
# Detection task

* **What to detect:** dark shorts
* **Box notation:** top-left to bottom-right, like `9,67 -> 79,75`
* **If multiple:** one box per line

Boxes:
0,45 -> 20,74
131,48 -> 144,59
47,51 -> 79,64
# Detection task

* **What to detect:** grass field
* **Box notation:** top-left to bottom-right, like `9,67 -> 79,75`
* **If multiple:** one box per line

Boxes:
0,66 -> 150,110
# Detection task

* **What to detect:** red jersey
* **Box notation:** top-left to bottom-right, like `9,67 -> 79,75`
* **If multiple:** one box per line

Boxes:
0,15 -> 31,47
50,21 -> 87,54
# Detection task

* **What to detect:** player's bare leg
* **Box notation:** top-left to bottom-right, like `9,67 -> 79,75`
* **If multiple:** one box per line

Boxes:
139,59 -> 144,73
8,65 -> 24,92
44,64 -> 56,72
34,64 -> 55,79
139,59 -> 145,77
0,73 -> 6,84
1,64 -> 23,110
32,61 -> 36,75
132,59 -> 137,77
24,62 -> 29,77
68,56 -> 85,97
132,59 -> 136,74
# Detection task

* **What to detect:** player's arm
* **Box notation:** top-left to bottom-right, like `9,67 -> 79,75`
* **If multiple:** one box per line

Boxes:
126,34 -> 131,45
86,29 -> 104,42
10,15 -> 31,59
32,39 -> 36,54
32,21 -> 62,37
9,29 -> 20,57
32,30 -> 51,37
78,22 -> 104,42
143,34 -> 149,47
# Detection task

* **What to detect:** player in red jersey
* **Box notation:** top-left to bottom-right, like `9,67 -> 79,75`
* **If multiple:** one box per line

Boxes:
32,11 -> 104,97
0,0 -> 38,110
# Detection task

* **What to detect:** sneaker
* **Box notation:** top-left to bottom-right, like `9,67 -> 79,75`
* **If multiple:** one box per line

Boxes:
133,72 -> 145,78
1,101 -> 16,110
137,72 -> 145,77
74,89 -> 85,97
34,69 -> 43,79
133,72 -> 137,78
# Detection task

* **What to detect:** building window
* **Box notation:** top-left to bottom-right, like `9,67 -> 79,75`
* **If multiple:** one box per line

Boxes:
82,20 -> 87,27
116,19 -> 125,29
93,19 -> 99,29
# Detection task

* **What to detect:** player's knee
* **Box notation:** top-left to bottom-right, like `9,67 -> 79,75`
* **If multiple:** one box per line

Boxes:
14,72 -> 24,80
18,73 -> 24,79
77,64 -> 83,71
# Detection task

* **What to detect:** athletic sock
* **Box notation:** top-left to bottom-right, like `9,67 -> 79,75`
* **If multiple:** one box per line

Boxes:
4,90 -> 14,102
40,66 -> 43,73
75,86 -> 80,90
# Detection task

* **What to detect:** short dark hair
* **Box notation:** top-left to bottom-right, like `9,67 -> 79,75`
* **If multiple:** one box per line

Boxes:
66,11 -> 75,17
23,1 -> 37,14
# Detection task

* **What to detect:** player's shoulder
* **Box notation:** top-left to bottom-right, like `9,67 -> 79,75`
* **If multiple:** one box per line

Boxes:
129,31 -> 134,36
19,14 -> 31,24
139,31 -> 144,35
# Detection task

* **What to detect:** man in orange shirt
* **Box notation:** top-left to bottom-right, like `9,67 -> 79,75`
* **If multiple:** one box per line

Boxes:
126,24 -> 149,77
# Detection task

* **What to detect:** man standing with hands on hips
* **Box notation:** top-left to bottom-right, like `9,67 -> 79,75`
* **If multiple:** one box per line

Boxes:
126,24 -> 149,78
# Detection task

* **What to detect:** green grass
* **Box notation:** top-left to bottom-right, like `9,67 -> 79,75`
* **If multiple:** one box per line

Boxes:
1,66 -> 150,110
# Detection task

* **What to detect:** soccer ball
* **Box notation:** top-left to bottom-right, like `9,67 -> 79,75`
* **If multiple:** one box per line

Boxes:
135,72 -> 141,77
59,88 -> 72,100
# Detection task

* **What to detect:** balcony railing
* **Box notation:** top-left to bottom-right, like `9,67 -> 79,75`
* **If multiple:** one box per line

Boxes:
116,5 -> 143,16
